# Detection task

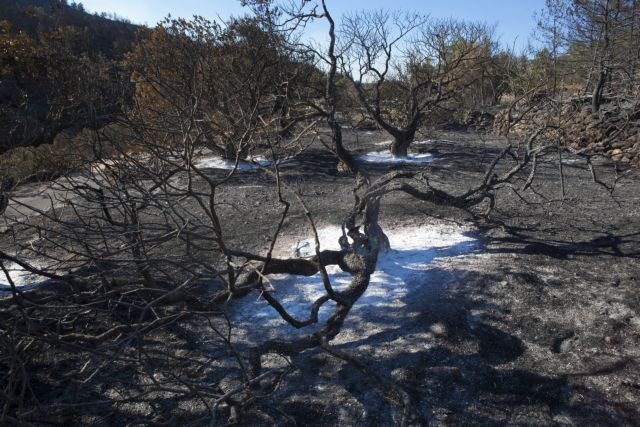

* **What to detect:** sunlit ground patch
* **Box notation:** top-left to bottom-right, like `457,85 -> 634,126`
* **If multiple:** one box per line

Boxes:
227,221 -> 477,339
0,261 -> 48,292
373,140 -> 393,146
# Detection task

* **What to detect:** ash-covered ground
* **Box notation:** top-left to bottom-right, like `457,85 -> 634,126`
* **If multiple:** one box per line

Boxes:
198,129 -> 640,425
2,128 -> 639,425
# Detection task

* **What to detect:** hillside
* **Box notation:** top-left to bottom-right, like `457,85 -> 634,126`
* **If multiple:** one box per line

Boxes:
0,0 -> 139,156
0,0 -> 138,58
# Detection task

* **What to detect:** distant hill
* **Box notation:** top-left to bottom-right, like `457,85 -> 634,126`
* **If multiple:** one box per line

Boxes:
0,0 -> 139,59
0,0 -> 140,155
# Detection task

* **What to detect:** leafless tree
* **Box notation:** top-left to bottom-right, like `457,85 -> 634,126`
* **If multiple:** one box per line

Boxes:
340,11 -> 495,157
560,0 -> 640,110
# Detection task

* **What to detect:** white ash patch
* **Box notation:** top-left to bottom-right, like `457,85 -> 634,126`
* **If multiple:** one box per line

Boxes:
0,261 -> 48,292
193,156 -> 278,171
373,139 -> 434,147
227,221 -> 477,341
374,140 -> 393,146
559,155 -> 591,165
358,150 -> 434,164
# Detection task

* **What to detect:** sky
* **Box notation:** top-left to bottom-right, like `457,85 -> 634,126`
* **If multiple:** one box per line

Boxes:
79,0 -> 546,52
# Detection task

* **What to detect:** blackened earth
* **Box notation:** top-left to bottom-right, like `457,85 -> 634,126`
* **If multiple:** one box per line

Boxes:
2,128 -> 639,425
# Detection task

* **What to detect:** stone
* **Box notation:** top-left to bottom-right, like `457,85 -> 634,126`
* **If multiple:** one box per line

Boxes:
611,148 -> 624,161
430,322 -> 447,335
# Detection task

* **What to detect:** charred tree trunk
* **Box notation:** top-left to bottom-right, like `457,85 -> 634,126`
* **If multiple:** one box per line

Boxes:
0,178 -> 13,216
390,137 -> 409,157
389,127 -> 417,158
220,139 -> 250,161
279,115 -> 293,138
324,1 -> 359,175
591,68 -> 607,113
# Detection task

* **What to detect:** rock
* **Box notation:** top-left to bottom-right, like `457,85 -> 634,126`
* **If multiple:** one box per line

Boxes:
586,128 -> 602,141
552,331 -> 576,353
391,368 -> 412,382
487,101 -> 639,169
219,375 -> 242,393
430,322 -> 447,336
336,161 -> 350,175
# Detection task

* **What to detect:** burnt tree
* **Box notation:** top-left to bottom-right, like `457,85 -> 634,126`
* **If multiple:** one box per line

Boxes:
341,11 -> 495,157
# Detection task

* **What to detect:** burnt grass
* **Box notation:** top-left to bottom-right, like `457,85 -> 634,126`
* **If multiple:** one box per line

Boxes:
3,128 -> 640,425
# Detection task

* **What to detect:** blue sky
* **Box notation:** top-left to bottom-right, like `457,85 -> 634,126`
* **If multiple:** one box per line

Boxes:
80,0 -> 545,52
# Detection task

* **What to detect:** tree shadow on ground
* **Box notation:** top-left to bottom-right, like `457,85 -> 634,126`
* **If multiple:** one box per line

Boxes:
479,223 -> 640,260
269,262 -> 636,425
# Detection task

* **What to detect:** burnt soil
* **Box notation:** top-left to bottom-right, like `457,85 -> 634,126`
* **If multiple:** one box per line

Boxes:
3,128 -> 640,425
207,129 -> 640,426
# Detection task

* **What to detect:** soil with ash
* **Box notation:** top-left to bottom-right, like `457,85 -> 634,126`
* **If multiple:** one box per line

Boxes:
2,128 -> 639,425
